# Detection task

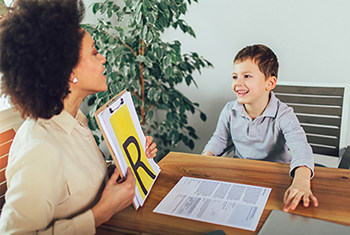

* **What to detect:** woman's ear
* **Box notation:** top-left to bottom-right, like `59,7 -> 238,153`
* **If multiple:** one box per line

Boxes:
69,71 -> 78,84
266,76 -> 277,91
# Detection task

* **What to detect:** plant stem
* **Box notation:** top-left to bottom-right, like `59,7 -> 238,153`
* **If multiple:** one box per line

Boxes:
99,29 -> 147,124
100,30 -> 137,57
139,38 -> 147,125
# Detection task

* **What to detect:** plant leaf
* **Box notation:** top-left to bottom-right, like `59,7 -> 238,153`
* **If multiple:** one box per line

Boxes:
101,4 -> 107,14
163,54 -> 171,67
146,31 -> 153,44
155,47 -> 163,60
147,110 -> 154,120
125,0 -> 132,7
200,112 -> 207,122
162,93 -> 169,104
136,55 -> 146,63
92,3 -> 101,14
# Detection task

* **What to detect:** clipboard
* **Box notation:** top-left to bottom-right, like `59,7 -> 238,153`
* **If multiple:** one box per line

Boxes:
94,90 -> 160,209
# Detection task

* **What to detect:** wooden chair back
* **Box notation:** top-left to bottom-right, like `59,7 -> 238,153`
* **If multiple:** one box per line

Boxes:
0,129 -> 15,212
273,84 -> 346,160
0,108 -> 23,213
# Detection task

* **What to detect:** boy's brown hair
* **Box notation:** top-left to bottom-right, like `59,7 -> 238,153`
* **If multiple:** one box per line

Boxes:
234,44 -> 279,80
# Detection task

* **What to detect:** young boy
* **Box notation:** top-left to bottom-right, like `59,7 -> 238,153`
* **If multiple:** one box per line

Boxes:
202,44 -> 318,212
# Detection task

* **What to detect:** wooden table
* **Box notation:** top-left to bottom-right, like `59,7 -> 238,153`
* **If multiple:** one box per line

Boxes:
97,152 -> 350,235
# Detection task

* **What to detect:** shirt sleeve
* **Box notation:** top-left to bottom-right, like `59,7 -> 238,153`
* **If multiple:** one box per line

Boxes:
50,209 -> 95,235
278,105 -> 315,178
0,141 -> 96,235
203,102 -> 233,156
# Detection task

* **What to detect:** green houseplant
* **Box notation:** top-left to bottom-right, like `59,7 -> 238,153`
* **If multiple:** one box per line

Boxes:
82,0 -> 212,161
0,0 -> 10,19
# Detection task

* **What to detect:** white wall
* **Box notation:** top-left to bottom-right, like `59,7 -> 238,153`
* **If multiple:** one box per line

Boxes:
83,0 -> 109,23
2,0 -> 346,154
159,0 -> 350,154
83,0 -> 350,154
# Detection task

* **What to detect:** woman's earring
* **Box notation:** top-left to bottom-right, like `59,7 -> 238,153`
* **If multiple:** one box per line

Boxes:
73,77 -> 78,84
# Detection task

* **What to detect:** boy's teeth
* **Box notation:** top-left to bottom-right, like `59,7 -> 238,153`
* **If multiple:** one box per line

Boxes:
237,91 -> 248,94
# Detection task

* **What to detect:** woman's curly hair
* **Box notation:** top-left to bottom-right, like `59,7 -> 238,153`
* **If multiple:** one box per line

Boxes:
0,0 -> 85,119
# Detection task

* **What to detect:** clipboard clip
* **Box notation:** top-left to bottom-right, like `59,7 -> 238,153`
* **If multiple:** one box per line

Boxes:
109,98 -> 124,114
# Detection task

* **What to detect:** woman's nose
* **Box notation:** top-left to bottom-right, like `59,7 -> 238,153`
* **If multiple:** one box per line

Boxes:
98,54 -> 106,64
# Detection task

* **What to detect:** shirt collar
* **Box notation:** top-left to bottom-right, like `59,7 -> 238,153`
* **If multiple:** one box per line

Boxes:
232,98 -> 249,118
51,109 -> 88,135
262,91 -> 278,117
232,91 -> 278,118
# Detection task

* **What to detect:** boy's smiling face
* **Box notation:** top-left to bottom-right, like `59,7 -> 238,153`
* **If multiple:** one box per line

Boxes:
232,59 -> 276,116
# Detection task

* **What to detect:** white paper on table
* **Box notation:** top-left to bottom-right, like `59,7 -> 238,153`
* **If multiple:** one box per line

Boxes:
153,176 -> 271,231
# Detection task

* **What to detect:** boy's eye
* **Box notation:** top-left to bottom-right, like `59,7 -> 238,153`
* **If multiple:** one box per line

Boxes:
232,75 -> 238,80
244,75 -> 251,78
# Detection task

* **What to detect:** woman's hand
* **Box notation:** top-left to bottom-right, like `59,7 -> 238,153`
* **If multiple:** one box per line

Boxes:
283,166 -> 318,212
145,136 -> 157,159
92,167 -> 136,227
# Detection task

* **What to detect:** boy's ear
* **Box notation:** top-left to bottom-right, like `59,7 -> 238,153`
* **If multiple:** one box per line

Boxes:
266,76 -> 277,91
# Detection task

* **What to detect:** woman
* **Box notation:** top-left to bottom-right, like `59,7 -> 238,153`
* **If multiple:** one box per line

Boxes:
0,0 -> 157,234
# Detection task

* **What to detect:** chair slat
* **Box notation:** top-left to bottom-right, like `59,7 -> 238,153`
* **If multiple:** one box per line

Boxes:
297,115 -> 341,127
276,95 -> 343,106
302,125 -> 340,137
0,142 -> 12,158
306,136 -> 339,148
274,85 -> 344,96
0,196 -> 5,213
291,105 -> 343,116
0,155 -> 8,170
0,182 -> 6,195
0,129 -> 16,145
0,169 -> 5,183
311,145 -> 339,157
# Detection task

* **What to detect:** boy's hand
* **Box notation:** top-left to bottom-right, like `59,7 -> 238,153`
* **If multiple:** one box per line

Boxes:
145,136 -> 157,159
202,151 -> 214,156
283,166 -> 318,212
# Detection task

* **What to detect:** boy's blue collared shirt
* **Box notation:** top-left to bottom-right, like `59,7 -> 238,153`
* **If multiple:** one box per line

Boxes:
203,92 -> 314,178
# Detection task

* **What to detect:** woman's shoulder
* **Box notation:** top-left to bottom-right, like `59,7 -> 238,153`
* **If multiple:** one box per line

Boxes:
9,118 -> 61,166
14,118 -> 51,145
